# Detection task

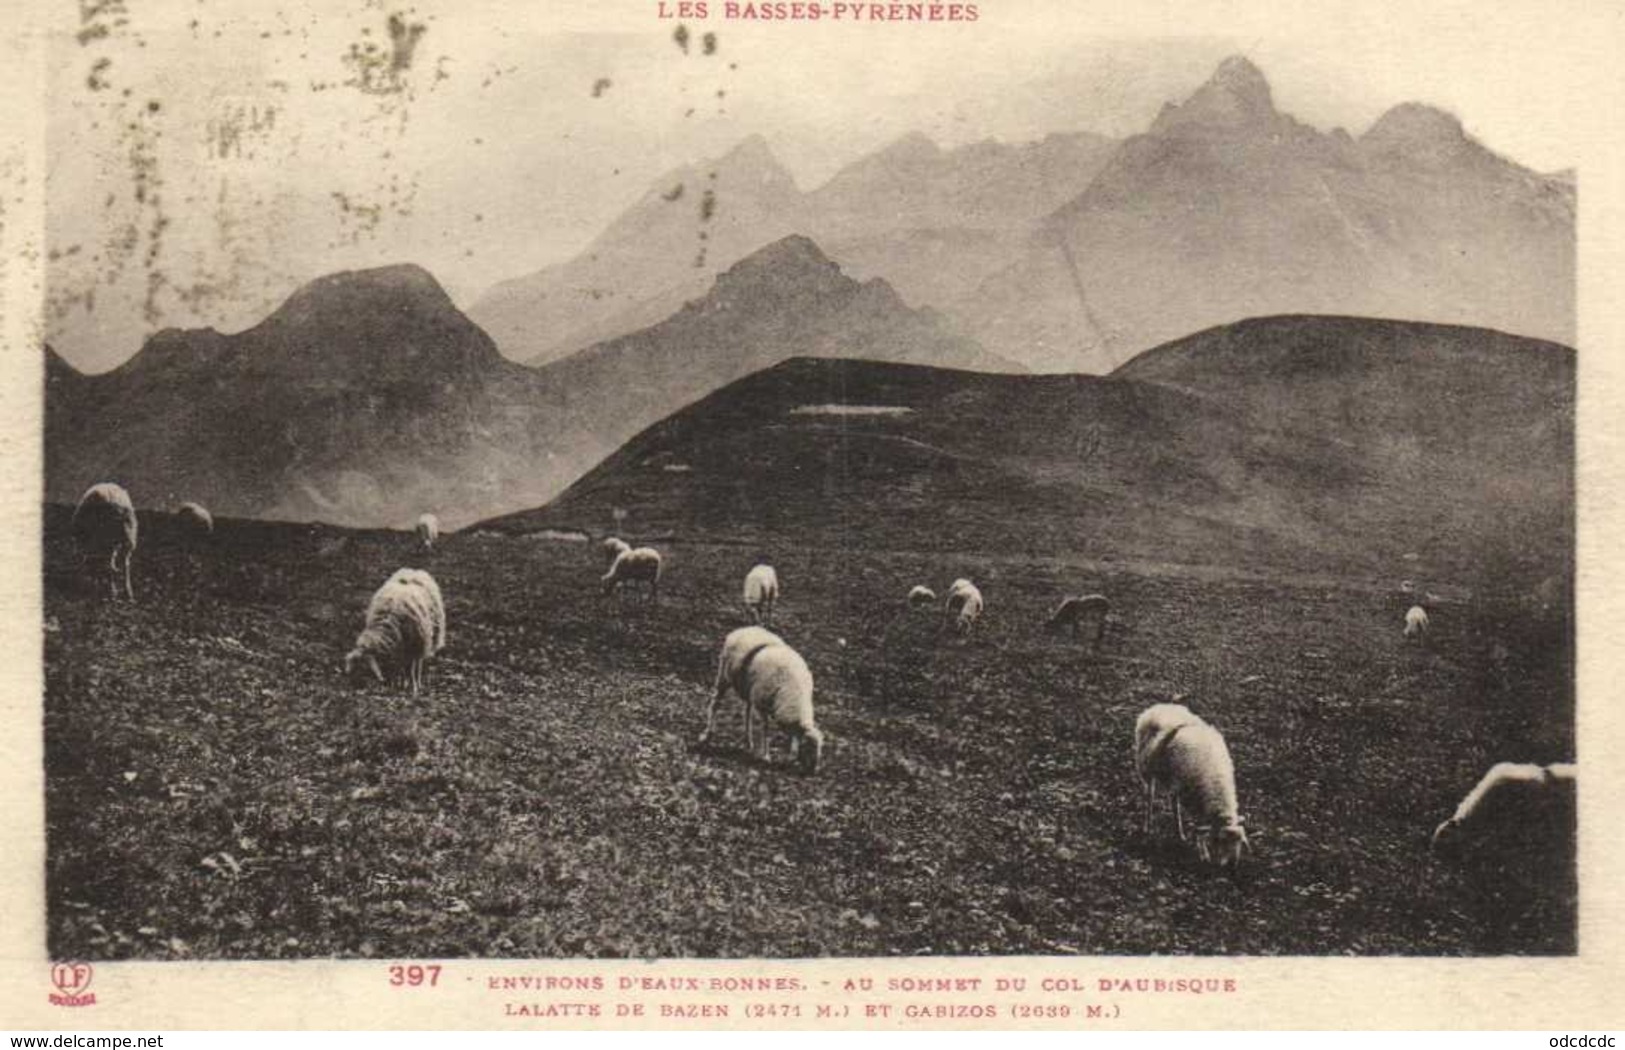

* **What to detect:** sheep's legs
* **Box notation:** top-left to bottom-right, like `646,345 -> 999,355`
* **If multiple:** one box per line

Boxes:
701,658 -> 729,743
1174,798 -> 1188,842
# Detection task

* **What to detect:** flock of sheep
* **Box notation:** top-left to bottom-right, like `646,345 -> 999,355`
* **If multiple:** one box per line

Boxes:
67,480 -> 1575,875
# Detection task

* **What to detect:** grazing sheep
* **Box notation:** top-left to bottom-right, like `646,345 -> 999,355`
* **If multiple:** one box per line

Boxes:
601,536 -> 631,569
416,512 -> 441,550
1160,719 -> 1249,868
72,482 -> 138,600
176,501 -> 214,536
908,585 -> 936,607
1431,762 -> 1577,853
1404,605 -> 1430,640
742,563 -> 780,625
1046,593 -> 1111,643
1133,702 -> 1204,834
345,568 -> 446,695
944,579 -> 984,633
603,546 -> 663,602
702,626 -> 822,773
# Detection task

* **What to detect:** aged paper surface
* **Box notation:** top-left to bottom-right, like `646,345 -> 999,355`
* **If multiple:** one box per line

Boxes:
3,0 -> 1623,1030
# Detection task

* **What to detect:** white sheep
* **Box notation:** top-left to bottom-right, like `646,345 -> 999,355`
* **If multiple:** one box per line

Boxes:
176,501 -> 214,536
72,482 -> 138,600
603,546 -> 663,603
944,579 -> 983,633
1046,593 -> 1111,643
345,568 -> 447,695
1160,719 -> 1249,867
742,563 -> 780,625
1133,702 -> 1204,834
1404,605 -> 1430,640
701,625 -> 822,773
601,536 -> 632,569
1431,761 -> 1577,853
415,512 -> 441,550
907,585 -> 937,607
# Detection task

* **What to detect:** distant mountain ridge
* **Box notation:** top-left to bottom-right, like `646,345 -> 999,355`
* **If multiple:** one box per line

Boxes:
467,128 -> 1119,368
967,56 -> 1574,371
44,264 -> 608,529
44,240 -> 1010,530
484,315 -> 1572,589
471,55 -> 1573,375
539,234 -> 1015,452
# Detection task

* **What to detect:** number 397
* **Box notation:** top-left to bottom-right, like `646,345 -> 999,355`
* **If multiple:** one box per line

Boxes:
389,964 -> 442,987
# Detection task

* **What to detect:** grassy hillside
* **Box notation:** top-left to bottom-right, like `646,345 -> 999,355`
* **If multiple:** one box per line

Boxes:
484,316 -> 1572,593
45,507 -> 1572,958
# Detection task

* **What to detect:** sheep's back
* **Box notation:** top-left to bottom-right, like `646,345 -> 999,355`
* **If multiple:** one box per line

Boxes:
743,565 -> 778,603
719,626 -> 782,684
614,548 -> 662,580
392,569 -> 446,654
366,576 -> 442,659
745,645 -> 815,728
73,484 -> 138,549
1134,703 -> 1198,775
1164,722 -> 1239,822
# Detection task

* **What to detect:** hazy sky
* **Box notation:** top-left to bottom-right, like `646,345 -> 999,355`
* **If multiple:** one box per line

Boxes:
34,0 -> 1615,372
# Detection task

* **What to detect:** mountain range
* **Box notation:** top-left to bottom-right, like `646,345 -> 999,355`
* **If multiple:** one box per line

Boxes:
45,240 -> 1006,528
467,130 -> 1120,368
45,265 -> 604,529
470,56 -> 1573,374
44,55 -> 1576,548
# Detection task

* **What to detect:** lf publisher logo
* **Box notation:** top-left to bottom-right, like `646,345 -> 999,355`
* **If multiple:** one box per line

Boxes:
49,961 -> 97,1007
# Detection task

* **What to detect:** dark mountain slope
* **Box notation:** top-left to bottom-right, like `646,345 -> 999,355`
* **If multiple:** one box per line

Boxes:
44,265 -> 605,528
486,316 -> 1571,587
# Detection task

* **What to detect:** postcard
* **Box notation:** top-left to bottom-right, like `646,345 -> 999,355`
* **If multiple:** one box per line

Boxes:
3,0 -> 1621,1030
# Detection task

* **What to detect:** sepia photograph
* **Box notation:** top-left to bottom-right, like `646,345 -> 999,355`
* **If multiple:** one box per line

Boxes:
5,0 -> 1621,1030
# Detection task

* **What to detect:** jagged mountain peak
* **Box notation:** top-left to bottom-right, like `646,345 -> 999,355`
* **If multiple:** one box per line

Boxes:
711,133 -> 800,191
1151,54 -> 1278,135
707,234 -> 846,298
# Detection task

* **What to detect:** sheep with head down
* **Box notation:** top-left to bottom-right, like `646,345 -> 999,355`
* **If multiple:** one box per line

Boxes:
907,584 -> 936,608
601,536 -> 631,569
1404,605 -> 1430,641
944,578 -> 983,634
1166,720 -> 1249,867
603,545 -> 663,603
73,482 -> 139,600
176,501 -> 214,537
742,563 -> 779,625
1431,761 -> 1576,855
702,625 -> 822,774
345,568 -> 446,695
1133,704 -> 1248,868
415,513 -> 440,550
1133,701 -> 1203,834
1046,593 -> 1110,644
